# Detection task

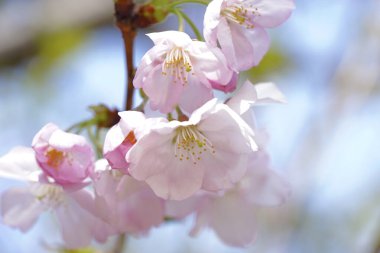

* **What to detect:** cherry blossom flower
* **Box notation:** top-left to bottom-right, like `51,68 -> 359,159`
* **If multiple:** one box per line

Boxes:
127,99 -> 258,200
103,111 -> 165,174
93,160 -> 165,235
32,123 -> 95,186
0,147 -> 113,248
165,81 -> 290,245
133,31 -> 233,114
204,0 -> 295,71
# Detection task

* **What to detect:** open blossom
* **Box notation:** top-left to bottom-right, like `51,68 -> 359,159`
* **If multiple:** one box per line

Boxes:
133,31 -> 233,114
93,160 -> 165,235
0,147 -> 112,248
165,81 -> 290,246
204,0 -> 295,71
127,99 -> 257,200
32,123 -> 95,185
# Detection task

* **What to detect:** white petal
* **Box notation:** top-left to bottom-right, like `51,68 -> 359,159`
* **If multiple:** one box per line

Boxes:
0,146 -> 40,182
255,82 -> 287,104
147,31 -> 192,47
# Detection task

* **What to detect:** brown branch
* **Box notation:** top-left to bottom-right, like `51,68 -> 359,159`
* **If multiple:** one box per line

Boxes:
115,0 -> 137,111
120,24 -> 136,111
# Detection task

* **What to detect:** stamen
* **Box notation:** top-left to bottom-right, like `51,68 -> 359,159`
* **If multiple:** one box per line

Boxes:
221,4 -> 260,29
173,125 -> 215,165
31,184 -> 64,207
162,47 -> 193,85
123,131 -> 137,145
45,148 -> 65,170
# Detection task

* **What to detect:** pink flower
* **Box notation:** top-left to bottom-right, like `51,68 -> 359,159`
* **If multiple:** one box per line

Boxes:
103,111 -> 165,174
93,160 -> 165,235
127,99 -> 258,200
32,123 -> 95,185
166,82 -> 290,246
133,31 -> 233,114
204,0 -> 295,71
0,147 -> 113,248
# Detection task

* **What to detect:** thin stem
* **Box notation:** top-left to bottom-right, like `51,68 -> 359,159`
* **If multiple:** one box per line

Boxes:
112,234 -> 127,253
168,0 -> 210,9
118,24 -> 137,111
86,126 -> 102,158
66,118 -> 97,133
171,8 -> 184,32
178,9 -> 203,41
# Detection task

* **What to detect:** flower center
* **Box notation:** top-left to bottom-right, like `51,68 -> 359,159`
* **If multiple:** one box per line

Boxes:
173,125 -> 215,165
31,184 -> 64,207
123,131 -> 137,145
46,148 -> 65,170
221,4 -> 259,29
162,47 -> 193,85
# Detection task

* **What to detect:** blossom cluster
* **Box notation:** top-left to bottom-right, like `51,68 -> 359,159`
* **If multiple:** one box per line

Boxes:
0,0 -> 294,249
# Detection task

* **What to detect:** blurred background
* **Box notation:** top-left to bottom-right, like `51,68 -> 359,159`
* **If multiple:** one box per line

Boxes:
0,0 -> 379,252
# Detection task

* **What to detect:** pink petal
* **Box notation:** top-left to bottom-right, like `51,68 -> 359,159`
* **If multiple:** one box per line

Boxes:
203,0 -> 224,47
216,19 -> 252,71
117,176 -> 165,234
31,123 -> 58,148
165,195 -> 204,219
68,189 -> 116,242
200,151 -> 249,191
143,64 -> 185,113
242,25 -> 271,66
56,199 -> 93,248
227,81 -> 286,116
244,152 -> 291,206
210,71 -> 238,93
178,76 -> 213,115
1,187 -> 46,232
190,41 -> 233,85
128,131 -> 204,200
93,170 -> 164,235
197,103 -> 257,151
194,193 -> 257,246
104,111 -> 157,172
103,124 -> 130,171
134,44 -> 167,88
196,104 -> 257,190
250,0 -> 295,28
